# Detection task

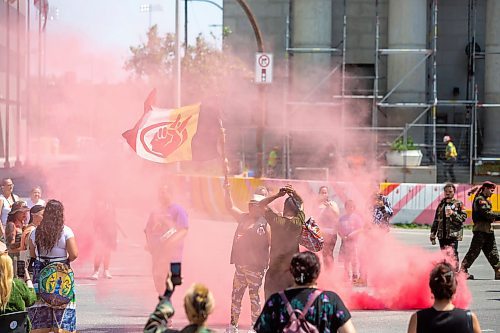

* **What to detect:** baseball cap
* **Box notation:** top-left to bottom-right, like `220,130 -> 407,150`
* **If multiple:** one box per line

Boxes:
249,194 -> 266,203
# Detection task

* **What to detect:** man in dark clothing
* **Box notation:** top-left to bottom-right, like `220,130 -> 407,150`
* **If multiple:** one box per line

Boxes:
258,185 -> 306,300
460,181 -> 500,280
224,182 -> 270,332
430,183 -> 467,266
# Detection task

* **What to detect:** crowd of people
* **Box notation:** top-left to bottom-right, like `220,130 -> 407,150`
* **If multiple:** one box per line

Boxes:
1,174 -> 498,333
141,178 -> 498,333
0,177 -> 78,333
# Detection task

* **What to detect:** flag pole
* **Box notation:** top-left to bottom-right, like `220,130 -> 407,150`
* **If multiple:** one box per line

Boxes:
175,0 -> 181,108
219,118 -> 228,184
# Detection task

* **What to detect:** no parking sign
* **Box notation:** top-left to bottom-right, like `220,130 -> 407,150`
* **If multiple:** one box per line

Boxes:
255,52 -> 273,84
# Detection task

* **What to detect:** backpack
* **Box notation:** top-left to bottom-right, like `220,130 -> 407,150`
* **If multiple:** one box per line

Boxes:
38,261 -> 75,308
299,217 -> 324,252
279,289 -> 322,333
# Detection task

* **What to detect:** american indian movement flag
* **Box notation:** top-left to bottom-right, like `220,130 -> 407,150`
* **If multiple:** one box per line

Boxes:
122,90 -> 219,163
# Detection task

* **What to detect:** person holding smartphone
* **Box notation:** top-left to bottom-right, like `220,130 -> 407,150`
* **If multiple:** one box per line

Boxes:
430,183 -> 467,268
144,269 -> 215,333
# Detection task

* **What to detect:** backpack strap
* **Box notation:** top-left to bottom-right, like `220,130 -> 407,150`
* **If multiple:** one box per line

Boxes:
279,291 -> 297,321
299,290 -> 322,319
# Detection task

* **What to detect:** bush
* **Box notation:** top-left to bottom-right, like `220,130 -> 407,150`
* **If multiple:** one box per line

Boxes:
390,137 -> 418,152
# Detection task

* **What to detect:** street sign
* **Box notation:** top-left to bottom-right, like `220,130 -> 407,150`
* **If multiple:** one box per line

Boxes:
255,53 -> 273,84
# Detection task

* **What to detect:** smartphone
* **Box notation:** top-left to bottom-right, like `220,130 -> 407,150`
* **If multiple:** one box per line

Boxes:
17,260 -> 26,279
170,262 -> 182,286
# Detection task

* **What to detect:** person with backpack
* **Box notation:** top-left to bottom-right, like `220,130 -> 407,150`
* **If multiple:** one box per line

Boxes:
254,251 -> 356,333
27,199 -> 78,333
407,261 -> 481,333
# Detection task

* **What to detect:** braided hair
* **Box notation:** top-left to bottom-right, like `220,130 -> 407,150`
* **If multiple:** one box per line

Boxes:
429,261 -> 457,300
184,283 -> 215,326
290,251 -> 321,286
468,181 -> 496,198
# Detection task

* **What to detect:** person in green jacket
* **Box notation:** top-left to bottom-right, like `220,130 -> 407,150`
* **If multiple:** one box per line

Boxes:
460,181 -> 500,280
430,183 -> 468,267
144,273 -> 215,333
0,247 -> 37,330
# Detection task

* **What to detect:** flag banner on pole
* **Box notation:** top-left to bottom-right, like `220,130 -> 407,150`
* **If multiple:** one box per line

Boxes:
122,103 -> 204,164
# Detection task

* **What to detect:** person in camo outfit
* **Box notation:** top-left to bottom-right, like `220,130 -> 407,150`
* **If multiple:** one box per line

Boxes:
430,183 -> 467,267
460,181 -> 500,280
223,181 -> 270,333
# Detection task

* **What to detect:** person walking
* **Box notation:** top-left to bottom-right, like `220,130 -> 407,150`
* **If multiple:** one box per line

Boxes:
430,183 -> 467,267
28,199 -> 79,333
460,181 -> 500,280
145,185 -> 189,295
407,261 -> 481,333
315,186 -> 340,268
91,199 -> 122,280
259,185 -> 306,300
266,146 -> 280,178
443,135 -> 458,183
254,251 -> 356,333
223,182 -> 270,333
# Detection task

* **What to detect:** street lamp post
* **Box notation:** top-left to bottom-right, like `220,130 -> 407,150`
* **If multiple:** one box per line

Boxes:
140,4 -> 163,29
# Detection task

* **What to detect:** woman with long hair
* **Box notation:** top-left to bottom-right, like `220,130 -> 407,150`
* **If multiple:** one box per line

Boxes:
407,261 -> 481,333
5,201 -> 29,254
460,181 -> 500,280
28,199 -> 78,333
0,247 -> 36,328
144,273 -> 215,333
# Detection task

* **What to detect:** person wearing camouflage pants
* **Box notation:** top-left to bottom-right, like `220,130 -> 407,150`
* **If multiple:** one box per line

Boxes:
460,181 -> 500,280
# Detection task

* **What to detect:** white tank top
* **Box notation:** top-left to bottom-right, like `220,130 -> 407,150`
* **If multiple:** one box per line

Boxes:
0,194 -> 17,226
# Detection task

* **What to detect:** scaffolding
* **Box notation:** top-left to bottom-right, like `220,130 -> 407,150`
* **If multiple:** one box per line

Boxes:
282,0 -> 497,183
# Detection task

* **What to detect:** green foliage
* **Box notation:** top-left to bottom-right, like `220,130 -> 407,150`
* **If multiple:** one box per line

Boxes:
124,25 -> 251,98
124,25 -> 176,78
390,137 -> 418,152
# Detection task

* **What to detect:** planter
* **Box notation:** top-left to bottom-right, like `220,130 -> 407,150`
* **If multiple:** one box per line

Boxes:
385,150 -> 423,166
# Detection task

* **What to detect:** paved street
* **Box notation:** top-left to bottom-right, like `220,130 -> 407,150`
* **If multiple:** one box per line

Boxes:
73,216 -> 500,333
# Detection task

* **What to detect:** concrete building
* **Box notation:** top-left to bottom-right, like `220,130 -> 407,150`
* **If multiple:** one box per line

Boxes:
0,0 -> 29,168
223,0 -> 499,182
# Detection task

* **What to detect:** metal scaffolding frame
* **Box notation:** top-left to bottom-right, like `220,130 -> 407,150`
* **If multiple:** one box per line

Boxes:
283,0 -> 494,183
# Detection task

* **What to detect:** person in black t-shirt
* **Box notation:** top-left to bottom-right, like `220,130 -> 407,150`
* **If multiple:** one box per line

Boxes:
254,251 -> 356,333
224,181 -> 271,332
407,261 -> 481,333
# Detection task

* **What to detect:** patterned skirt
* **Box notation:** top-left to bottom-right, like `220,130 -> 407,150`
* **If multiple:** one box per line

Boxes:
28,259 -> 77,333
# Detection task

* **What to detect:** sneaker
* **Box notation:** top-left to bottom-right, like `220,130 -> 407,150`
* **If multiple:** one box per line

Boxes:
90,271 -> 99,280
104,270 -> 112,279
225,325 -> 238,333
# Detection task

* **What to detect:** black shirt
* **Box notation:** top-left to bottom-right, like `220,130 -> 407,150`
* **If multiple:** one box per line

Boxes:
417,307 -> 472,333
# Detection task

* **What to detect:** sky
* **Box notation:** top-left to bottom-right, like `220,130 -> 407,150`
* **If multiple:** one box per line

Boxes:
40,0 -> 223,81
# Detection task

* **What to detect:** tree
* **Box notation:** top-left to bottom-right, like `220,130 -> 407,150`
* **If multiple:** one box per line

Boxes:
124,25 -> 251,103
